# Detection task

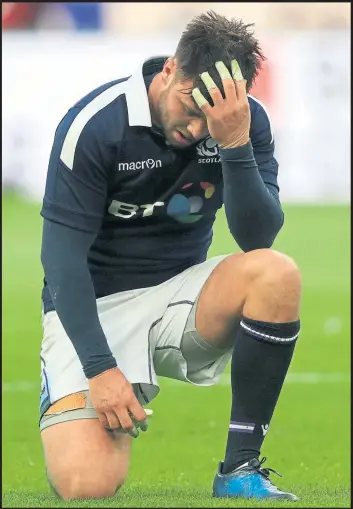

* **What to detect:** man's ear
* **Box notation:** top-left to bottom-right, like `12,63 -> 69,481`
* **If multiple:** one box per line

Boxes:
162,57 -> 177,84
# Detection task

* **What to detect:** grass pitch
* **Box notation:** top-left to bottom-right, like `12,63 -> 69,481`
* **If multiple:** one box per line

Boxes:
2,193 -> 350,507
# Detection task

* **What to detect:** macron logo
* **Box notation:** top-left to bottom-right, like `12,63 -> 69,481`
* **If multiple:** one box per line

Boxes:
118,159 -> 162,171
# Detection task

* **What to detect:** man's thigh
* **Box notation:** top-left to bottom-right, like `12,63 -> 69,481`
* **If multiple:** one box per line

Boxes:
195,252 -> 248,346
194,249 -> 292,346
151,255 -> 233,386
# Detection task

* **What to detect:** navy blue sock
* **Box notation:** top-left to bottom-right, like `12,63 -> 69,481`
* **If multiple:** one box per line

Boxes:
222,316 -> 300,474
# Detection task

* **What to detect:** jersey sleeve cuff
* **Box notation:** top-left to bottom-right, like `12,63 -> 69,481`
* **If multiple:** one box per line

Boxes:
219,140 -> 255,161
83,356 -> 118,379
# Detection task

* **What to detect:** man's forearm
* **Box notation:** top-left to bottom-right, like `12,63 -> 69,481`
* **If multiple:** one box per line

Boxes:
41,219 -> 117,378
220,141 -> 284,252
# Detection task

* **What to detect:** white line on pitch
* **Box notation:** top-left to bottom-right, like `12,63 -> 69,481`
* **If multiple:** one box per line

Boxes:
161,372 -> 350,387
2,381 -> 38,392
1,372 -> 350,392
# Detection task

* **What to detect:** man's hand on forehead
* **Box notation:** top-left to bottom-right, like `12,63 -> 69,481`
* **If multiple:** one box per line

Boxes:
191,60 -> 250,149
190,61 -> 242,105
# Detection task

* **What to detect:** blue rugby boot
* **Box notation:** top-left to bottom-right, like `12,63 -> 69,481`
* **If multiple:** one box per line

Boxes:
213,457 -> 299,501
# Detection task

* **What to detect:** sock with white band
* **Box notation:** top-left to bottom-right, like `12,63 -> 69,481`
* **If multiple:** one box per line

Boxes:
222,316 -> 300,474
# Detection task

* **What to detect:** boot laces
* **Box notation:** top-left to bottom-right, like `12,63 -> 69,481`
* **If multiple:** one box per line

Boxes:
253,457 -> 283,479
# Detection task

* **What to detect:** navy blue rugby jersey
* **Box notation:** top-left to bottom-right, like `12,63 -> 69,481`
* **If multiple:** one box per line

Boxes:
41,56 -> 278,312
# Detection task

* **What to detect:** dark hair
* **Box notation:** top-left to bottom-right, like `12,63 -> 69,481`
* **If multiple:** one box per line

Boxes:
174,10 -> 265,100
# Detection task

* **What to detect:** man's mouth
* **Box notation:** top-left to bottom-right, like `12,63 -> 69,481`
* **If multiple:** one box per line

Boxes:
175,130 -> 193,145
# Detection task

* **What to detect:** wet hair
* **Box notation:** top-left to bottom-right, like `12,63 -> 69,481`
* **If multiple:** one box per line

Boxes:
174,10 -> 265,101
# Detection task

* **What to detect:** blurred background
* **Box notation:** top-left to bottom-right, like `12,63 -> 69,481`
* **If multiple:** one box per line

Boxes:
2,1 -> 351,202
2,3 -> 351,506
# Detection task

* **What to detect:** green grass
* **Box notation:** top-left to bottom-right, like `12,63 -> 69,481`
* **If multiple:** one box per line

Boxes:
2,192 -> 351,507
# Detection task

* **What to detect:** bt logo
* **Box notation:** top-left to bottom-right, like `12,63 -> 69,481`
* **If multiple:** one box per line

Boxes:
108,200 -> 164,218
108,182 -> 215,223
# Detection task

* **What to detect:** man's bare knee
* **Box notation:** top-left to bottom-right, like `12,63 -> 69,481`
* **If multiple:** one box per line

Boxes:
50,469 -> 125,501
250,249 -> 301,294
212,249 -> 302,305
241,249 -> 301,286
42,419 -> 131,501
242,249 -> 302,320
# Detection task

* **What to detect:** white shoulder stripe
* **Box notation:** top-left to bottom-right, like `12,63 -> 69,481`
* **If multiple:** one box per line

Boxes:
60,82 -> 127,170
247,93 -> 274,144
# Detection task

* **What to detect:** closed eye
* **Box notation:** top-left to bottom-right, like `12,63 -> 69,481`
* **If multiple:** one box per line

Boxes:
183,103 -> 204,119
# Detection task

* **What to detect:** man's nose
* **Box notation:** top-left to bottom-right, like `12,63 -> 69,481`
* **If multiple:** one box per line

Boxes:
187,119 -> 208,140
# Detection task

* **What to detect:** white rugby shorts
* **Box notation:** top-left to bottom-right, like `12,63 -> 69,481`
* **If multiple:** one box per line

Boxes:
39,255 -> 233,430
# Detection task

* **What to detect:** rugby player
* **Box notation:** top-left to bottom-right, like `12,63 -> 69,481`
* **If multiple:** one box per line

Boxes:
39,11 -> 301,501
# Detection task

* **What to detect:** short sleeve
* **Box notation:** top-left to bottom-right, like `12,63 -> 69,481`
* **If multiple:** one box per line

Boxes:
41,108 -> 113,233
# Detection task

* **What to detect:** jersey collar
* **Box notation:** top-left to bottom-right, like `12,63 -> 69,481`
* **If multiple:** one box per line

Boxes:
125,56 -> 169,128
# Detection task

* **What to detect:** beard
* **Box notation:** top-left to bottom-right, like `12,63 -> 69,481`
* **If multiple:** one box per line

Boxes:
156,91 -> 175,144
155,89 -> 191,149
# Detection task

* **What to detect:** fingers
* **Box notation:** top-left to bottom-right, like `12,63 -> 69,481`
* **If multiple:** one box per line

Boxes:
231,59 -> 243,81
195,60 -> 245,108
100,405 -> 144,438
135,417 -> 148,432
191,88 -> 212,115
105,410 -> 122,431
104,405 -> 140,438
231,59 -> 247,102
116,408 -> 139,438
97,404 -> 152,438
215,61 -> 237,101
215,59 -> 247,102
97,411 -> 110,429
215,60 -> 232,80
128,398 -> 149,432
200,72 -> 223,104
